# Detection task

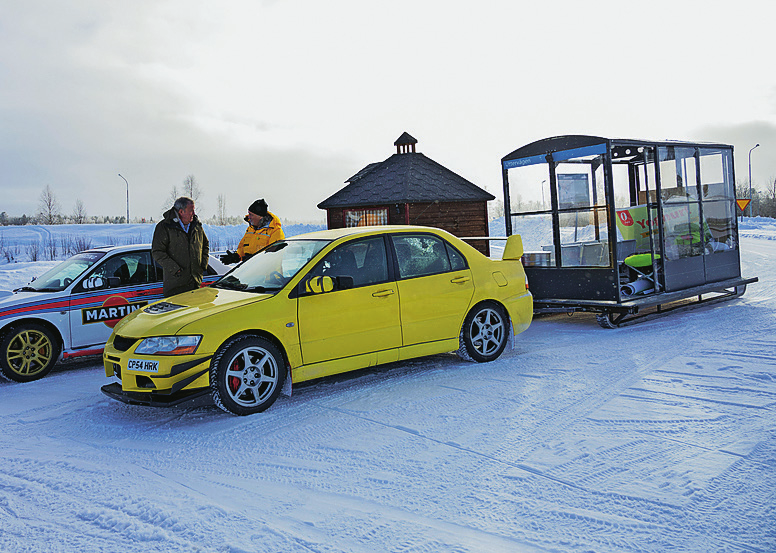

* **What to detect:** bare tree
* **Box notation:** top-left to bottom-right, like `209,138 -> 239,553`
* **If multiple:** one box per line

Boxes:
762,176 -> 776,218
182,174 -> 202,205
37,185 -> 61,224
216,194 -> 227,226
487,199 -> 504,221
163,175 -> 203,215
163,185 -> 179,214
72,199 -> 87,224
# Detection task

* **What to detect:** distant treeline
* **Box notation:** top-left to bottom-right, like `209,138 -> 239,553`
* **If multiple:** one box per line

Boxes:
0,212 -> 250,226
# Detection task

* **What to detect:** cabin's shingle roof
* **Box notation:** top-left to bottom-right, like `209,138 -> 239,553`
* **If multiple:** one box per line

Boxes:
318,152 -> 494,209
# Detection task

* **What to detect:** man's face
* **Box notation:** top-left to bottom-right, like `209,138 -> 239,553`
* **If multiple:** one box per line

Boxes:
179,202 -> 195,225
247,211 -> 262,227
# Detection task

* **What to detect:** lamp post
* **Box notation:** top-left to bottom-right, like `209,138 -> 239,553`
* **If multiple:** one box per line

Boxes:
118,174 -> 129,223
748,144 -> 759,217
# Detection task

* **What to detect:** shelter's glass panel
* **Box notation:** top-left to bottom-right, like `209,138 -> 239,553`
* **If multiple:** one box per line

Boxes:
662,201 -> 705,260
505,164 -> 551,214
554,152 -> 609,268
510,213 -> 553,266
559,208 -> 611,267
702,199 -> 738,254
555,154 -> 606,210
699,148 -> 734,200
659,146 -> 698,202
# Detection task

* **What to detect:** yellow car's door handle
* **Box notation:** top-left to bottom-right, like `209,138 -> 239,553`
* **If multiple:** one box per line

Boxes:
450,276 -> 471,284
372,289 -> 395,297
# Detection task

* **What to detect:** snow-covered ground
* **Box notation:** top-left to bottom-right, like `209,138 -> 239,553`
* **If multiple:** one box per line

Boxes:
0,220 -> 774,552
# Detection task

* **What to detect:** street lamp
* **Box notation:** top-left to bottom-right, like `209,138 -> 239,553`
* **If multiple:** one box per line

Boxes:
118,174 -> 129,223
748,144 -> 759,217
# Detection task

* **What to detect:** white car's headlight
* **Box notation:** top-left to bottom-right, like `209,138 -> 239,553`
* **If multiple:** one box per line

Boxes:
134,335 -> 202,356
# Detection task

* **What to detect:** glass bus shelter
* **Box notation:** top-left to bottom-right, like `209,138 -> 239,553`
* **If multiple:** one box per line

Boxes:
501,135 -> 757,327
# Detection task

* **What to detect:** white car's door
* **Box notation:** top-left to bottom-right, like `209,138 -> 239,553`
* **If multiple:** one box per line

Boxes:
68,251 -> 163,349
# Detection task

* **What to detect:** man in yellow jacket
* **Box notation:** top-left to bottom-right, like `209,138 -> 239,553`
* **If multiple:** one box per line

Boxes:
220,199 -> 285,264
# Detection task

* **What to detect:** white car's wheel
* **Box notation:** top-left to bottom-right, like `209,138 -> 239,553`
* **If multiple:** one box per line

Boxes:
211,336 -> 286,415
460,302 -> 508,363
0,323 -> 60,382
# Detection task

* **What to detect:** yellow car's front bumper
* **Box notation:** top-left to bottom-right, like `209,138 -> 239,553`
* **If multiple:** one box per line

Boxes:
102,341 -> 213,406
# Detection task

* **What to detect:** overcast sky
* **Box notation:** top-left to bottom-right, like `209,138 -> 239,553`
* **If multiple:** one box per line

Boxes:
2,0 -> 774,223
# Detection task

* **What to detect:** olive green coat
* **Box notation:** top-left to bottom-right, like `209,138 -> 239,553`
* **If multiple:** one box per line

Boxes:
152,208 -> 210,297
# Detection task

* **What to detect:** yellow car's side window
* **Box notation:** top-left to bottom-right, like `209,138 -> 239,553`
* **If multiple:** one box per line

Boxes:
391,235 -> 465,279
310,237 -> 389,289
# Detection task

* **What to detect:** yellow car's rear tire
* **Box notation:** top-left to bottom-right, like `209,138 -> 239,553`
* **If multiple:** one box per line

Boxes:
460,302 -> 508,363
211,335 -> 286,415
0,323 -> 60,382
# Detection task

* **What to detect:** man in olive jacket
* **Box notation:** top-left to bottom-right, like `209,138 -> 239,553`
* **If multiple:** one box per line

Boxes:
152,197 -> 210,297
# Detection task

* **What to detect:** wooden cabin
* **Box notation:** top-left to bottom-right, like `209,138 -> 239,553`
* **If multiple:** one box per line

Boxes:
318,133 -> 495,255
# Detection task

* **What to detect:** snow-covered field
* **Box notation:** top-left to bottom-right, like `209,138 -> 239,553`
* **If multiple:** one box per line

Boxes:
0,220 -> 774,552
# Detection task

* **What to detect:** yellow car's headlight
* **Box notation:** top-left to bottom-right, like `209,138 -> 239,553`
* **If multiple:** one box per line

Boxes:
134,335 -> 202,356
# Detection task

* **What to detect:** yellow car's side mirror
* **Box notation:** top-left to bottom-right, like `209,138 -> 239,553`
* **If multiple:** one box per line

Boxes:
306,276 -> 335,294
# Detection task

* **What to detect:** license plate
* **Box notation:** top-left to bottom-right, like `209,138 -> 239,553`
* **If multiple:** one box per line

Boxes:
127,358 -> 160,373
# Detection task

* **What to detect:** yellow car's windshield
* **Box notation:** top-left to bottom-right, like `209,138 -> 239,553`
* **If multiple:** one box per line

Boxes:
213,240 -> 329,293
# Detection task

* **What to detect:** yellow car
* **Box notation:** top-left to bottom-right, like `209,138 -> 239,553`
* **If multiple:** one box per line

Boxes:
102,226 -> 532,415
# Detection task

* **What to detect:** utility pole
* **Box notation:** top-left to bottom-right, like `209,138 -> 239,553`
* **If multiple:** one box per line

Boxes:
748,144 -> 760,217
118,174 -> 129,223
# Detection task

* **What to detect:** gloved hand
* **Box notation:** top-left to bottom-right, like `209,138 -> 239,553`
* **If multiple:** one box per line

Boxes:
220,250 -> 241,264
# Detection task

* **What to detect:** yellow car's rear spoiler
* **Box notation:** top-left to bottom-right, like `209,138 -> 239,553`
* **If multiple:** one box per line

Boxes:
502,235 -> 524,261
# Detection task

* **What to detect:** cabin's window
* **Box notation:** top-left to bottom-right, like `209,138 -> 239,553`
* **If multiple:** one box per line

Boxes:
344,208 -> 389,227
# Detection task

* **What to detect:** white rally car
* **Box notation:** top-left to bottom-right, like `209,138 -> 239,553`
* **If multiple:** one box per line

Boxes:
0,245 -> 227,382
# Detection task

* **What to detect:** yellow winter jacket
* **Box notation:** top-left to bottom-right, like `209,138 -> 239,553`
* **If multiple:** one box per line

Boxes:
237,212 -> 284,259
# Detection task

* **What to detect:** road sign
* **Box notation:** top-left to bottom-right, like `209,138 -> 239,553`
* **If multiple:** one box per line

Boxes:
736,199 -> 751,212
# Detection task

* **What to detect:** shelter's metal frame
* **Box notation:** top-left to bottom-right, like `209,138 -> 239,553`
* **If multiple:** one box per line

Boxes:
500,135 -> 757,327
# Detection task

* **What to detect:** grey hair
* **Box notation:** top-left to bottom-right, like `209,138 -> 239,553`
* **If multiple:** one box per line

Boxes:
173,196 -> 194,213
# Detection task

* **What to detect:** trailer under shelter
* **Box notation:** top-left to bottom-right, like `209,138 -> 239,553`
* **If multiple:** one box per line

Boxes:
500,135 -> 758,327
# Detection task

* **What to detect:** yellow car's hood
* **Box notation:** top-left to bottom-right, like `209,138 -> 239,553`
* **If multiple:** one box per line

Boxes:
114,286 -> 273,337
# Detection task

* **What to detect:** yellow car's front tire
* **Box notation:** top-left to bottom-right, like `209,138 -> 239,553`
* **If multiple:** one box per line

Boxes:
0,323 -> 60,382
211,335 -> 286,415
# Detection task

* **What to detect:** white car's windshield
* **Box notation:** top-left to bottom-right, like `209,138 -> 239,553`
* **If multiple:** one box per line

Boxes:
213,240 -> 329,293
20,251 -> 106,292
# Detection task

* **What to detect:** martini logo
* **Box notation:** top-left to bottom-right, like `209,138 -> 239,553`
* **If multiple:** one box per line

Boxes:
82,296 -> 148,328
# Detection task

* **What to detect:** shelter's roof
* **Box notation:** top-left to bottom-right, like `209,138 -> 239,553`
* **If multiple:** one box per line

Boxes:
501,135 -> 733,163
318,152 -> 494,209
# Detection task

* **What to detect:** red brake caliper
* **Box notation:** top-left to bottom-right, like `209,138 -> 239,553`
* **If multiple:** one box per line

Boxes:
229,359 -> 241,393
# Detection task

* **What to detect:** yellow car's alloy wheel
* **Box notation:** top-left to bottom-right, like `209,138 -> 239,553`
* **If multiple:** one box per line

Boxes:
211,335 -> 287,415
460,302 -> 508,363
1,324 -> 59,382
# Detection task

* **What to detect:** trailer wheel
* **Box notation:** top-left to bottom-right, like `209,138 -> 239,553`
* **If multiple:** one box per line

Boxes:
596,312 -> 619,329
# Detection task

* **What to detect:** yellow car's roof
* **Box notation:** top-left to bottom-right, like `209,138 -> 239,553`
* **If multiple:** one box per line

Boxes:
289,225 -> 453,241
